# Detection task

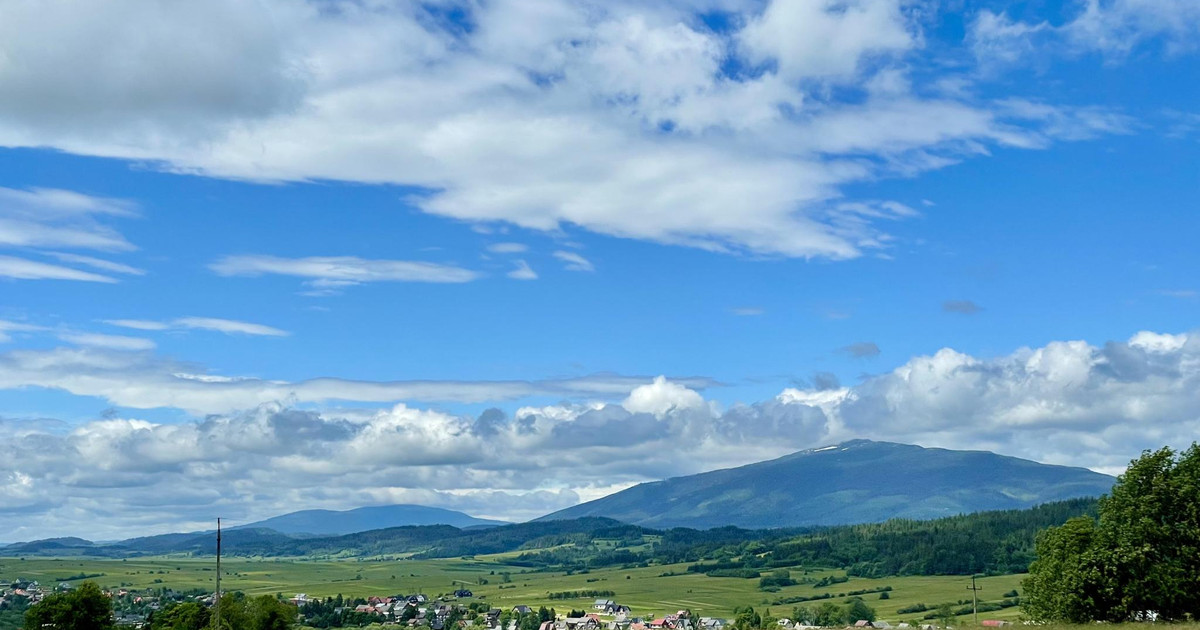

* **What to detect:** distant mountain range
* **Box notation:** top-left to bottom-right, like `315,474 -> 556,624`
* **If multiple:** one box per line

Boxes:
236,504 -> 508,536
536,439 -> 1115,529
2,441 -> 1115,555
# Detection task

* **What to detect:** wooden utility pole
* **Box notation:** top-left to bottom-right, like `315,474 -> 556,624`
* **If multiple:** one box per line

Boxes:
966,575 -> 982,625
216,518 -> 222,630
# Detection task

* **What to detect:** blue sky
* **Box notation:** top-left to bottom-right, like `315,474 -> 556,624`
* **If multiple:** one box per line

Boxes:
0,0 -> 1198,539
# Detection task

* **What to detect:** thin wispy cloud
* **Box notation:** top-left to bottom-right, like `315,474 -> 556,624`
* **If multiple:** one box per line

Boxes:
0,187 -> 136,251
487,242 -> 529,254
210,254 -> 480,293
0,319 -> 43,343
554,251 -> 595,272
943,299 -> 983,315
731,307 -> 764,316
105,317 -> 289,337
0,255 -> 117,282
45,252 -> 145,276
58,332 -> 156,351
506,260 -> 538,281
841,341 -> 881,358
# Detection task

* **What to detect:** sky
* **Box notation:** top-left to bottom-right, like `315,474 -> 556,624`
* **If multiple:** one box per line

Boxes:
0,0 -> 1198,541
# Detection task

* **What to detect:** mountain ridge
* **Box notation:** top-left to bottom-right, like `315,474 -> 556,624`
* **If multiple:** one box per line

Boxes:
536,439 -> 1114,529
235,504 -> 508,536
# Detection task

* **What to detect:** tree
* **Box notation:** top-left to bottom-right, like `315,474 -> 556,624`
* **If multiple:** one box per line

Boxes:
844,599 -> 875,624
733,607 -> 760,630
151,602 -> 210,630
1023,444 -> 1200,622
1022,444 -> 1200,619
811,603 -> 842,627
24,582 -> 114,630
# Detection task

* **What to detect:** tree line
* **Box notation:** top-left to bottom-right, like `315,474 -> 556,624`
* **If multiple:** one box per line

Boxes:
1023,444 -> 1200,623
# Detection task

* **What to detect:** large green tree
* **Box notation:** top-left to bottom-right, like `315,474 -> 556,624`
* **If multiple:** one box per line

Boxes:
24,582 -> 114,630
1023,444 -> 1200,622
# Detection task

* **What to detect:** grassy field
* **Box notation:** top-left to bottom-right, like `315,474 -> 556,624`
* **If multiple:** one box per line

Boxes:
0,555 -> 1025,624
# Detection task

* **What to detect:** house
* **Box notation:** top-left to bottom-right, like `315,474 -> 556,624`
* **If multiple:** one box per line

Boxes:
595,599 -> 617,612
455,589 -> 475,598
514,606 -> 534,616
697,619 -> 725,630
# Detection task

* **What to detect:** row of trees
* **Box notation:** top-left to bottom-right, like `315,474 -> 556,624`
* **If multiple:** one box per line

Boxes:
1023,444 -> 1200,623
731,599 -> 876,630
18,582 -> 297,630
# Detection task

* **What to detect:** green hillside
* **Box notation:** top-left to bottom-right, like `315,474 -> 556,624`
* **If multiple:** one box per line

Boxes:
538,440 -> 1114,529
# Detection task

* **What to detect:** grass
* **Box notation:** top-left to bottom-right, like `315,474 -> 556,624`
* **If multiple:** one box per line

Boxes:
0,556 -> 1026,624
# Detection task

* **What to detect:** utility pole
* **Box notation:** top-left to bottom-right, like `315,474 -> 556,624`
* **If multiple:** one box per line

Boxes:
216,518 -> 222,630
966,575 -> 981,625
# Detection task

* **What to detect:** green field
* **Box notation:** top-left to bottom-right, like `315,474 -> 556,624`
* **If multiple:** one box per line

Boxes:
0,554 -> 1026,624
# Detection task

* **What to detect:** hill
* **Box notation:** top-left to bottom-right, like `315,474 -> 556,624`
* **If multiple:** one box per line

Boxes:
537,440 -> 1114,529
236,504 -> 508,536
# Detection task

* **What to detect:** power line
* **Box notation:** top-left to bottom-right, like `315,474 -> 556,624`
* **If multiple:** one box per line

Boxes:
966,575 -> 982,625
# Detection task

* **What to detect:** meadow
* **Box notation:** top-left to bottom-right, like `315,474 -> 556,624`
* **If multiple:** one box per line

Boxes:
0,553 -> 1025,624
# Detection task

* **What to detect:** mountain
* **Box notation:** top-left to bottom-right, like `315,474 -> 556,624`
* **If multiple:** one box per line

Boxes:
235,504 -> 508,536
537,440 -> 1115,529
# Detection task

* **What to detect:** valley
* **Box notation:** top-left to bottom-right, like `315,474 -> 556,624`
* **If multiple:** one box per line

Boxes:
0,554 -> 1026,624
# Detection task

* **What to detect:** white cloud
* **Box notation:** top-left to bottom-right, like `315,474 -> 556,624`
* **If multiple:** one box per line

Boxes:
0,319 -> 42,343
0,345 -> 716,414
103,317 -> 288,336
553,250 -> 595,272
210,254 -> 479,293
622,375 -> 708,417
0,187 -> 136,251
58,332 -> 156,351
0,0 -> 1131,259
739,0 -> 914,82
44,252 -> 145,276
173,317 -> 289,337
487,242 -> 529,254
3,329 -> 1200,537
970,0 -> 1200,66
0,255 -> 118,282
506,259 -> 538,280
102,319 -> 171,331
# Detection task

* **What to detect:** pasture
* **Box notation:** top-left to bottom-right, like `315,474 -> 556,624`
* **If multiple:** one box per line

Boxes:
0,555 -> 1025,624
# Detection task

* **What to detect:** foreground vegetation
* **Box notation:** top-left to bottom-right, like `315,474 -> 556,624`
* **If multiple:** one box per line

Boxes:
1024,444 -> 1200,623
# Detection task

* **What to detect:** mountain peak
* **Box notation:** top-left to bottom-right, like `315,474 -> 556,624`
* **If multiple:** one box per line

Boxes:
538,441 -> 1113,529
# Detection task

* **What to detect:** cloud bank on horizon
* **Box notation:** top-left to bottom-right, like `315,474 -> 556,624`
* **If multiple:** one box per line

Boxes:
1,329 -> 1197,540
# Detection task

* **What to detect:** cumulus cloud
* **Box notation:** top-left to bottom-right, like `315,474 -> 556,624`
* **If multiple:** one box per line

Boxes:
3,330 -> 1200,538
0,0 -> 1134,259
